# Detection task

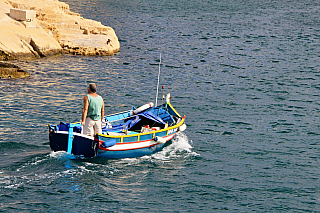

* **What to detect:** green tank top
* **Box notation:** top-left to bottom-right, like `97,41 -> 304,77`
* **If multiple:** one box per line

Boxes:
87,94 -> 103,120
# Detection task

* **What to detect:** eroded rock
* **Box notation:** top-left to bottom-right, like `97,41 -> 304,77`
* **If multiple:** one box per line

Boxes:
0,0 -> 120,59
0,62 -> 30,79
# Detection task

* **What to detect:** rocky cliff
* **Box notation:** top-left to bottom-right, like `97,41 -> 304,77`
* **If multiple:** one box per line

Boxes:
0,0 -> 120,60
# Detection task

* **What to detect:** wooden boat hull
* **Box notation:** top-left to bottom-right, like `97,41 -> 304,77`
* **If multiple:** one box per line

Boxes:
49,101 -> 186,159
49,131 -> 98,158
49,129 -> 179,159
96,130 -> 178,159
97,140 -> 169,159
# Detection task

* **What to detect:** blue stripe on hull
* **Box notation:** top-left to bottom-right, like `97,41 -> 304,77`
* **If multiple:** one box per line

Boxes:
96,143 -> 167,159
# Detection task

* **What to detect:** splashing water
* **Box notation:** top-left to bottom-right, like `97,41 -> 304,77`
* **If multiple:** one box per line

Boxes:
150,132 -> 198,161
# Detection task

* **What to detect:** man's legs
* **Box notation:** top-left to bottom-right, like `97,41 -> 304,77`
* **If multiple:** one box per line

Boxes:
93,119 -> 102,135
83,117 -> 95,136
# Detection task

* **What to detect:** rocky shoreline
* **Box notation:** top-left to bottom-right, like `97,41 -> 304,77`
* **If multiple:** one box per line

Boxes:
0,62 -> 30,79
0,0 -> 120,78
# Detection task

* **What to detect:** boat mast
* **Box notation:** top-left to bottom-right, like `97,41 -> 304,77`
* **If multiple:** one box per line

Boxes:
155,53 -> 161,106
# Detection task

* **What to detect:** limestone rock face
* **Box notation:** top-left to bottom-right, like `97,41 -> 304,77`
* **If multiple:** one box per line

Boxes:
0,1 -> 63,59
0,0 -> 120,59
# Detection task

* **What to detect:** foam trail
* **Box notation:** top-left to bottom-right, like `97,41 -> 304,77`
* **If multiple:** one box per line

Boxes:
152,132 -> 198,160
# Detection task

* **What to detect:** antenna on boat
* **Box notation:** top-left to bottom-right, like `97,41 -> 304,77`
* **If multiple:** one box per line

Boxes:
155,53 -> 161,106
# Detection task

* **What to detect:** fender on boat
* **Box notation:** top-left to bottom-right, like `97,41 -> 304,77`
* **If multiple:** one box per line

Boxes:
154,136 -> 167,144
131,102 -> 154,115
166,93 -> 171,104
179,123 -> 187,132
100,139 -> 117,148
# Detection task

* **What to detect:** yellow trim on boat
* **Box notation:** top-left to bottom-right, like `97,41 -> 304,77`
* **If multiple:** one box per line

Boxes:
167,102 -> 181,117
71,122 -> 82,125
97,116 -> 186,139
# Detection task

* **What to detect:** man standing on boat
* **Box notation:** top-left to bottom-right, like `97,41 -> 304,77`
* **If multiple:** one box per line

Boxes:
81,83 -> 105,136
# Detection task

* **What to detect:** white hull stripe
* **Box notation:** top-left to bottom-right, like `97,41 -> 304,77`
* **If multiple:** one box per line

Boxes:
101,134 -> 175,151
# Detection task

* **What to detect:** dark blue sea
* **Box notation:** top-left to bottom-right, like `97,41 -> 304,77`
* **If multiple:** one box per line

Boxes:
1,0 -> 320,212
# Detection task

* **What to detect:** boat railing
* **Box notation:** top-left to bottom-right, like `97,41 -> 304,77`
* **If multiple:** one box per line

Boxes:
98,115 -> 186,144
105,108 -> 134,122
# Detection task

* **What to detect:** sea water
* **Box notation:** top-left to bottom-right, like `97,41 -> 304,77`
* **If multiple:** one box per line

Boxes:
1,0 -> 320,211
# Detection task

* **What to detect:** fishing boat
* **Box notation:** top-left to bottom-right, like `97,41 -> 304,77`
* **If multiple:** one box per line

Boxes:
48,94 -> 186,159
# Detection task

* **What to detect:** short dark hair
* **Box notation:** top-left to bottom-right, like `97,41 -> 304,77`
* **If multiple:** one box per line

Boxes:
88,83 -> 97,93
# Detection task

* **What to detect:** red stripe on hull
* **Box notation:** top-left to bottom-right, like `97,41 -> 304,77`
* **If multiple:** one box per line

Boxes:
99,133 -> 176,151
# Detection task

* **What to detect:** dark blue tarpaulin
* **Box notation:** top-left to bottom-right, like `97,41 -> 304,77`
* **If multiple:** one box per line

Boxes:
102,111 -> 167,132
126,111 -> 166,130
145,107 -> 175,125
